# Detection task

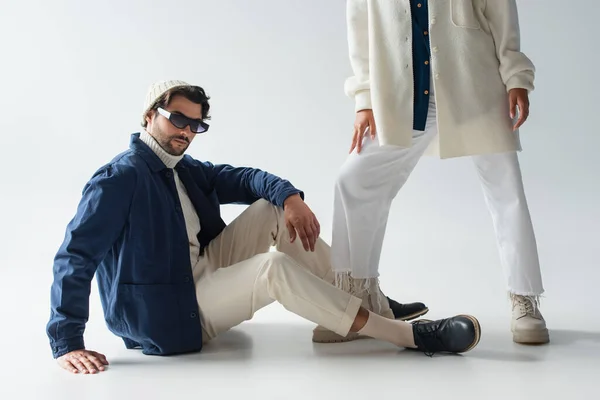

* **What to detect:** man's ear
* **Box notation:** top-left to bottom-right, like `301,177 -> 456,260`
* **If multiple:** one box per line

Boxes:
145,111 -> 155,129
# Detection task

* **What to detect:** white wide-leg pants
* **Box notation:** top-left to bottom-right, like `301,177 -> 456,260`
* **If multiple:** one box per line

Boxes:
331,98 -> 544,296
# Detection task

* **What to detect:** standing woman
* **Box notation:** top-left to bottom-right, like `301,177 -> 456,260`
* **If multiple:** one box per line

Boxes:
313,0 -> 548,345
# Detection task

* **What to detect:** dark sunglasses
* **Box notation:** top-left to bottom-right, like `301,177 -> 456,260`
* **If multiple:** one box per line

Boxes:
157,107 -> 209,134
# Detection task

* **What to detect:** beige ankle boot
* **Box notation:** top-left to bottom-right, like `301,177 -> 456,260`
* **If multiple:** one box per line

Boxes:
511,294 -> 549,344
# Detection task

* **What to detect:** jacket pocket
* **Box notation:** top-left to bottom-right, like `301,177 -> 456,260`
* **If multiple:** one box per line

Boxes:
116,284 -> 181,348
450,0 -> 481,29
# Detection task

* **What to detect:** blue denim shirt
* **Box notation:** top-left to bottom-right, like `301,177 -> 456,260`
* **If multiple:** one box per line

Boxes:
46,133 -> 303,358
410,0 -> 431,131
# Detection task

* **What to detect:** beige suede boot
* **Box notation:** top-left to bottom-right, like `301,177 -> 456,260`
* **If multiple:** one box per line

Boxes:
511,294 -> 549,344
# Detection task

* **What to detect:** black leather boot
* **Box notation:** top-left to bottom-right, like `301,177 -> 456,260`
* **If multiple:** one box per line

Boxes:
411,315 -> 481,356
387,296 -> 429,321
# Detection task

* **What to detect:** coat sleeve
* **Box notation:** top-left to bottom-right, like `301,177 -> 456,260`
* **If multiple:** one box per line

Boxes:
344,0 -> 372,111
484,0 -> 535,92
203,162 -> 304,207
46,164 -> 136,359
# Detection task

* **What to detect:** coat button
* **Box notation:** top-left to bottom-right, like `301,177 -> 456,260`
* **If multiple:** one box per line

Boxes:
184,276 -> 190,282
165,170 -> 173,178
190,312 -> 197,318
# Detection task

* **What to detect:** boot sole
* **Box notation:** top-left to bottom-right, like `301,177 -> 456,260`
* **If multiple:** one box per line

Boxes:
459,314 -> 481,353
312,330 -> 369,343
397,307 -> 429,321
512,329 -> 549,345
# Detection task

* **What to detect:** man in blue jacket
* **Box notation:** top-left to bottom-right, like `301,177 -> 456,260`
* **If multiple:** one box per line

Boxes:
47,80 -> 481,374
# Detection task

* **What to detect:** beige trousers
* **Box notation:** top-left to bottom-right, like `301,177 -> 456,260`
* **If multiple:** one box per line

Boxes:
193,199 -> 363,343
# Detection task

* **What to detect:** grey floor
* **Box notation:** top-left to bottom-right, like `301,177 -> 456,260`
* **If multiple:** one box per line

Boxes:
4,303 -> 599,400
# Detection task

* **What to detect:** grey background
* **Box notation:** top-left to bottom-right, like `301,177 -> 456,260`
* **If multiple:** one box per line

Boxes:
0,2 -> 598,395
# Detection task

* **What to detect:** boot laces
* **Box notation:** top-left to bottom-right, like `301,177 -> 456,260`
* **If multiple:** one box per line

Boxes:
412,321 -> 440,357
514,295 -> 538,316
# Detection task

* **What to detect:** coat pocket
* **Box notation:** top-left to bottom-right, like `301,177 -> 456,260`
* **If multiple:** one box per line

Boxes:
450,0 -> 481,29
116,284 -> 181,347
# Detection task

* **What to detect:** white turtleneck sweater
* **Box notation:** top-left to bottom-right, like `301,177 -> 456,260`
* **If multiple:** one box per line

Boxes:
140,131 -> 203,277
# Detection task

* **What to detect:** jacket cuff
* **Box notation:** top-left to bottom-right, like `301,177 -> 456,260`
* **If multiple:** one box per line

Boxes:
279,189 -> 304,209
354,90 -> 372,112
506,73 -> 535,93
51,337 -> 85,359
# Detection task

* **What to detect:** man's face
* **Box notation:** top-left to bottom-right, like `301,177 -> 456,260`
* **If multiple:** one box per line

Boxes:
146,94 -> 203,156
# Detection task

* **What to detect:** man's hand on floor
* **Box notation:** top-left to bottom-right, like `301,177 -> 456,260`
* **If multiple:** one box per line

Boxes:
283,194 -> 321,252
57,349 -> 109,374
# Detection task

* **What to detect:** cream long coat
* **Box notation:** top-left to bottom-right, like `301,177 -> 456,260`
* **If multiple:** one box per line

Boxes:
344,0 -> 536,158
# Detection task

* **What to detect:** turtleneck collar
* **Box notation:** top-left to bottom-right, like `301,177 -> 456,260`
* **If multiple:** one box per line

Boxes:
139,130 -> 184,169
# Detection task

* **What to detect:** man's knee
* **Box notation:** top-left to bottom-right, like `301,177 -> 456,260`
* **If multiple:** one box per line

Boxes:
248,198 -> 277,214
247,198 -> 283,225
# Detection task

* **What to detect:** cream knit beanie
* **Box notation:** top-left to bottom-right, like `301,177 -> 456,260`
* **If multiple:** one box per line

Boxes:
141,80 -> 193,126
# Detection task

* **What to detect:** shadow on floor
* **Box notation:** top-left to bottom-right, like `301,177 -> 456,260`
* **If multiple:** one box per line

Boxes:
106,324 -> 600,366
546,329 -> 600,345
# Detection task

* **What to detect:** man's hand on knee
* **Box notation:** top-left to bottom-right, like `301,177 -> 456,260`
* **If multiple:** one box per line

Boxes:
283,194 -> 320,252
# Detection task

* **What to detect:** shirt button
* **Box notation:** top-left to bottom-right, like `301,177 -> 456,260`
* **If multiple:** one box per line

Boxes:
433,47 -> 439,52
431,18 -> 436,24
435,73 -> 440,79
